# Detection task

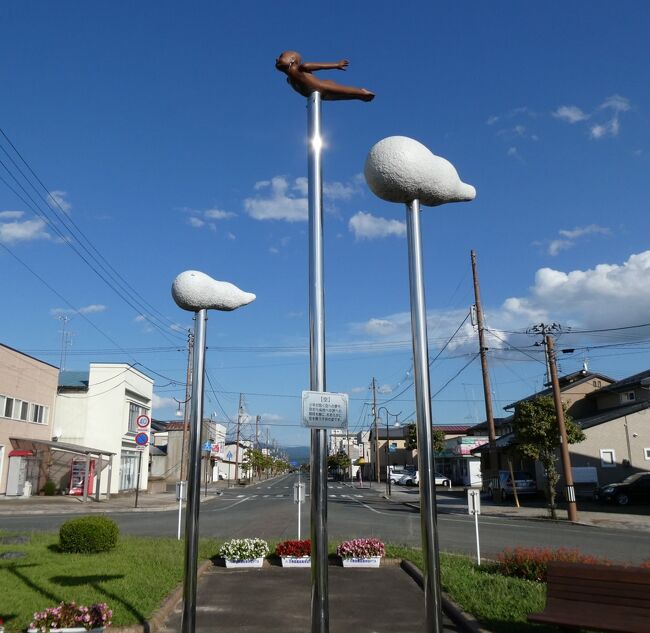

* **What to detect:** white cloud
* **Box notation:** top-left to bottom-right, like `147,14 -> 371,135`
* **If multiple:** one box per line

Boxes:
486,115 -> 499,125
350,386 -> 366,394
205,208 -> 236,220
51,304 -> 107,317
363,318 -> 399,336
600,94 -> 630,113
506,147 -> 524,162
554,95 -> 631,140
245,174 -> 362,223
0,210 -> 24,219
134,314 -> 147,322
245,176 -> 308,222
261,413 -> 283,421
349,211 -> 406,240
0,218 -> 50,243
501,251 -> 650,331
188,217 -> 205,228
547,224 -> 610,256
79,304 -> 107,314
153,393 -> 177,410
227,232 -> 236,240
377,384 -> 393,394
553,105 -> 589,124
47,190 -> 71,214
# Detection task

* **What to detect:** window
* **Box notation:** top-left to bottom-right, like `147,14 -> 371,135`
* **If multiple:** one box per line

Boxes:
128,402 -> 147,433
600,449 -> 616,468
16,400 -> 28,421
4,397 -> 14,418
30,404 -> 48,424
593,380 -> 602,388
620,391 -> 636,403
644,448 -> 650,461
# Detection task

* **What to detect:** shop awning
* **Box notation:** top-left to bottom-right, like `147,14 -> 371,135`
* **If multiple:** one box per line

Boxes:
10,438 -> 116,457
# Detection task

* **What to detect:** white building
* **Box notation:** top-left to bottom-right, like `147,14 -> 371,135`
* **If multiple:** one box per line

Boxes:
55,364 -> 154,495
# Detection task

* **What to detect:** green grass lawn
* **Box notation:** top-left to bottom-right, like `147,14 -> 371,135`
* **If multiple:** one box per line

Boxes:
1,533 -> 553,633
0,532 -> 220,632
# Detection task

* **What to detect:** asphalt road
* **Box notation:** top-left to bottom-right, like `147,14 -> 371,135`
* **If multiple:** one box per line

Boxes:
3,474 -> 649,563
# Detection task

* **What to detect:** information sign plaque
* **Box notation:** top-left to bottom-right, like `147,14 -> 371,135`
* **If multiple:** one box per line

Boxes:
301,391 -> 348,429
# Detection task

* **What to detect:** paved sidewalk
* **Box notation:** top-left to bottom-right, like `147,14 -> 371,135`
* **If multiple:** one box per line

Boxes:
0,480 -> 237,515
159,562 -> 464,633
386,486 -> 650,532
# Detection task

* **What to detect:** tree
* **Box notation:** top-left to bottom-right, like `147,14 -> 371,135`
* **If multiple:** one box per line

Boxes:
327,452 -> 351,479
406,423 -> 445,453
512,395 -> 585,518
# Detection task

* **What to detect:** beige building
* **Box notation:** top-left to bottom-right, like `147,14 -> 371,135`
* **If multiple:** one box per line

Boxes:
0,344 -> 59,495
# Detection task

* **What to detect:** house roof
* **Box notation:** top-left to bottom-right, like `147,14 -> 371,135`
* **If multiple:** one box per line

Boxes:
593,368 -> 650,394
431,425 -> 473,434
577,400 -> 650,430
58,370 -> 90,389
503,370 -> 614,410
468,416 -> 513,433
471,400 -> 650,454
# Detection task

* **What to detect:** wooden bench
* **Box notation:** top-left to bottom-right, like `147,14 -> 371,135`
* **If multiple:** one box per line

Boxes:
528,561 -> 650,633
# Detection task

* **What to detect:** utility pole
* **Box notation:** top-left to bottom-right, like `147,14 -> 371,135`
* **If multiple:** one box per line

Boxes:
266,428 -> 270,479
372,377 -> 380,482
180,330 -> 194,481
346,422 -> 352,481
57,315 -> 71,371
255,415 -> 261,481
528,323 -> 561,385
234,393 -> 243,484
546,335 -> 578,522
470,250 -> 498,486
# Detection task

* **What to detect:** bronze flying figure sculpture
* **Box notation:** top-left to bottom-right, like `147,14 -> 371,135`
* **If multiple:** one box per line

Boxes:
275,50 -> 375,101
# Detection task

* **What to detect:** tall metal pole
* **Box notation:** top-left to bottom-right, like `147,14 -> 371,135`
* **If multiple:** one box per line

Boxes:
180,330 -> 194,481
234,394 -> 243,484
181,309 -> 207,633
470,250 -> 498,483
546,335 -> 578,522
405,199 -> 443,633
372,377 -> 380,482
308,90 -> 329,633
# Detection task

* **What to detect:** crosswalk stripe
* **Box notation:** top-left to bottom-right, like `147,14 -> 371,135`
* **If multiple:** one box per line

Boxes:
237,495 -> 244,498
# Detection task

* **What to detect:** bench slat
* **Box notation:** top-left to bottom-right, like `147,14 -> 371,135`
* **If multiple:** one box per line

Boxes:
528,562 -> 650,633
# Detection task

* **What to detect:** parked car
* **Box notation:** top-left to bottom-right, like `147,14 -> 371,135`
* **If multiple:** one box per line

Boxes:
488,470 -> 537,500
593,472 -> 650,506
396,471 -> 450,487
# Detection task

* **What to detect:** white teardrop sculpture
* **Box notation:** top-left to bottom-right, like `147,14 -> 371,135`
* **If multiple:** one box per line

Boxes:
171,270 -> 256,312
364,136 -> 476,207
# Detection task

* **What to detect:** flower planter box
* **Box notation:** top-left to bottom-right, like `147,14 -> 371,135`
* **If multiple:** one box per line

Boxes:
341,556 -> 381,568
224,557 -> 264,568
281,556 -> 311,568
28,629 -> 105,632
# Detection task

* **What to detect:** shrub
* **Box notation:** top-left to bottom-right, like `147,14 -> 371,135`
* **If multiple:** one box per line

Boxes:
219,538 -> 269,561
41,480 -> 57,496
497,547 -> 611,582
30,601 -> 112,631
275,539 -> 311,558
336,538 -> 385,559
59,515 -> 119,553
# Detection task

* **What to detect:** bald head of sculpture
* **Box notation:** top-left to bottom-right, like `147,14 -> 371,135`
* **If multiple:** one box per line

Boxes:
276,51 -> 302,71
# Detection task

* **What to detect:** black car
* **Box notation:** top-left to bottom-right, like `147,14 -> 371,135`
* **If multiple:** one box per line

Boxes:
594,472 -> 650,506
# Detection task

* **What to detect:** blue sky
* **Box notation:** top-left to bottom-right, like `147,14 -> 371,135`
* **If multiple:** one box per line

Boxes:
1,2 -> 650,447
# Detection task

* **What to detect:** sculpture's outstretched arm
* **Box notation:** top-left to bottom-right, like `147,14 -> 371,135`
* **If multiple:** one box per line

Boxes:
300,60 -> 348,72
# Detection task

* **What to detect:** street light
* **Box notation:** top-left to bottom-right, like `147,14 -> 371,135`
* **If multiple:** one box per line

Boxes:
377,406 -> 401,497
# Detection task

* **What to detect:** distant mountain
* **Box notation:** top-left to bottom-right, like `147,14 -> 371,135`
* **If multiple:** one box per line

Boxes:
283,446 -> 310,464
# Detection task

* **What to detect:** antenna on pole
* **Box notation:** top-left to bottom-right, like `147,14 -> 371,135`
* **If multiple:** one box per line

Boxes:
57,314 -> 71,371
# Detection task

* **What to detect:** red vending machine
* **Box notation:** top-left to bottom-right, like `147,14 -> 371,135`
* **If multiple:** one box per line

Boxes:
69,458 -> 95,495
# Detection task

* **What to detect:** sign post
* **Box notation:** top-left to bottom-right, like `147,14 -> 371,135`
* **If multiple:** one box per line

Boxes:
467,489 -> 481,565
176,480 -> 187,540
294,479 -> 306,539
134,415 -> 151,508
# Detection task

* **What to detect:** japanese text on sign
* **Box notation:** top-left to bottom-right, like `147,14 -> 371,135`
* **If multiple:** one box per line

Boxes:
301,391 -> 348,429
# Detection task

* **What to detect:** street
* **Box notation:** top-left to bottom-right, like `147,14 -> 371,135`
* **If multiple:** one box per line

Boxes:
2,473 -> 648,563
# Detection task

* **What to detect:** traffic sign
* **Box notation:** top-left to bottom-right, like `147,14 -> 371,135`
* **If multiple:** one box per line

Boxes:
136,414 -> 151,429
301,390 -> 348,429
202,441 -> 212,452
226,451 -> 233,461
135,432 -> 149,447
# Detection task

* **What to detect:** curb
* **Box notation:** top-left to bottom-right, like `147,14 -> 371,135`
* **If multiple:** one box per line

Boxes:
111,559 -> 213,633
400,560 -> 490,633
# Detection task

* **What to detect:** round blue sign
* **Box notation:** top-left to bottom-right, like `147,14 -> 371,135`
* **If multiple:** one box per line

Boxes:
135,432 -> 149,446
